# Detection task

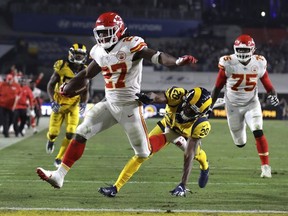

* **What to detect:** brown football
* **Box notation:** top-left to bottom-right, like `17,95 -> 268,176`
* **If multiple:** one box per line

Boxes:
63,77 -> 89,97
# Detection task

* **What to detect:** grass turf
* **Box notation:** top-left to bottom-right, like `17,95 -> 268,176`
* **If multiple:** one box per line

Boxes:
0,118 -> 287,215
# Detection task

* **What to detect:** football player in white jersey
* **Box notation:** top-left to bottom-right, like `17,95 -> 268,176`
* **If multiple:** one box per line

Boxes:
211,34 -> 279,178
36,12 -> 198,195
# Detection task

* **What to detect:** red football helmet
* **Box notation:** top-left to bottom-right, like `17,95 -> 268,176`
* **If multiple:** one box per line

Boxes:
233,34 -> 256,63
93,12 -> 127,49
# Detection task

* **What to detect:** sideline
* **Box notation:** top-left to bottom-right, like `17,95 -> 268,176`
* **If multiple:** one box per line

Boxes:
0,117 -> 50,150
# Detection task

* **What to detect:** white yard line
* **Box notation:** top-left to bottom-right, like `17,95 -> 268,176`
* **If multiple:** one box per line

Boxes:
0,207 -> 287,214
0,179 -> 270,186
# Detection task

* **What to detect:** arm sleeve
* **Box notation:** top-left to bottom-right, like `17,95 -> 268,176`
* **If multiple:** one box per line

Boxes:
260,71 -> 274,93
214,68 -> 227,89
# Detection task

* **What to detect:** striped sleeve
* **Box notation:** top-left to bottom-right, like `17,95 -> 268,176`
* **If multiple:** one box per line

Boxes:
130,42 -> 147,53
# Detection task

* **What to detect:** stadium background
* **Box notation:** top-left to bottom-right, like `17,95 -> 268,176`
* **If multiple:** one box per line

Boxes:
0,0 -> 287,120
0,1 -> 288,215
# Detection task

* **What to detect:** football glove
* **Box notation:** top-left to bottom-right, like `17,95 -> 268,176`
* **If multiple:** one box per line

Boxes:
135,93 -> 153,104
51,101 -> 60,113
169,183 -> 191,197
175,55 -> 198,66
79,103 -> 87,115
267,95 -> 279,106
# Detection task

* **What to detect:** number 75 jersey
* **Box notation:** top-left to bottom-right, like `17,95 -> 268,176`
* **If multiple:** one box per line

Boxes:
219,54 -> 267,106
90,36 -> 147,103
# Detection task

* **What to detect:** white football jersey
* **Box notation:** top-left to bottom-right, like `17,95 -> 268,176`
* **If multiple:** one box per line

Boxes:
90,36 -> 147,103
219,54 -> 267,106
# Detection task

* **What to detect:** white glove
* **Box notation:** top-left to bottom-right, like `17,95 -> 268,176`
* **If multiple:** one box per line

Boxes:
213,98 -> 225,108
267,95 -> 279,106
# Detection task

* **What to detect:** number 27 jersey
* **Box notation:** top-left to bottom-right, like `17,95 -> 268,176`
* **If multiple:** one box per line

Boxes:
90,36 -> 147,103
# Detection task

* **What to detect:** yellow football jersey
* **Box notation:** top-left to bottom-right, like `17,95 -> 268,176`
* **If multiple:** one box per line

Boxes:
163,86 -> 211,139
53,60 -> 86,105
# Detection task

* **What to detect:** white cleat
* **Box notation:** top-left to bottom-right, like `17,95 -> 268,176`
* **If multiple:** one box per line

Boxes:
260,164 -> 272,178
36,167 -> 64,188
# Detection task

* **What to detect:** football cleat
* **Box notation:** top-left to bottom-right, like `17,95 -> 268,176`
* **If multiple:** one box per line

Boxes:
36,167 -> 63,188
46,141 -> 55,154
260,164 -> 272,178
98,185 -> 117,197
54,158 -> 62,168
198,168 -> 209,188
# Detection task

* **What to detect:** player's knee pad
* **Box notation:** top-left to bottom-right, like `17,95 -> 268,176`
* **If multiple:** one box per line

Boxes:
66,132 -> 74,140
236,144 -> 246,148
253,130 -> 263,138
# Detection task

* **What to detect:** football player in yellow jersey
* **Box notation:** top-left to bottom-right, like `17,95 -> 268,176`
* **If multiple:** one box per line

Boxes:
100,86 -> 212,197
46,43 -> 89,167
148,117 -> 209,188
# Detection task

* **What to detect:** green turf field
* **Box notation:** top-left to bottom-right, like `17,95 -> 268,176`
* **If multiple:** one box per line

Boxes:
0,118 -> 287,215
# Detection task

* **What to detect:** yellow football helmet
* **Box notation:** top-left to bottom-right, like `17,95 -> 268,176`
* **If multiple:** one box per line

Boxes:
180,87 -> 212,121
68,43 -> 88,65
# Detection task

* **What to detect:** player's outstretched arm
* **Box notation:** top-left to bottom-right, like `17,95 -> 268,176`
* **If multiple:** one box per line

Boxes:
135,47 -> 197,67
181,138 -> 200,185
136,92 -> 167,104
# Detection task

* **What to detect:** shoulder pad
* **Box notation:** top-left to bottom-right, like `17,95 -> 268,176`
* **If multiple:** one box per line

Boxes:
252,55 -> 267,68
218,55 -> 238,69
121,36 -> 147,53
165,87 -> 186,107
53,60 -> 64,73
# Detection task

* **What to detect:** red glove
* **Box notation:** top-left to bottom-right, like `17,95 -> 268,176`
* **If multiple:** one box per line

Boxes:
176,55 -> 198,66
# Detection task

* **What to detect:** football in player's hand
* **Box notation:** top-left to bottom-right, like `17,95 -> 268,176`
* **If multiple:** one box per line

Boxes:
61,78 -> 89,97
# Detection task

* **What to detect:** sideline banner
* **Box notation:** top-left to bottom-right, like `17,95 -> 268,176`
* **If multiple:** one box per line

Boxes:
41,103 -> 283,120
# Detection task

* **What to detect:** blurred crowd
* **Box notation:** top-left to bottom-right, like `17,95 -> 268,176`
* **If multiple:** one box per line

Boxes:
5,0 -> 201,20
146,36 -> 288,73
4,0 -> 288,27
0,65 -> 46,138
